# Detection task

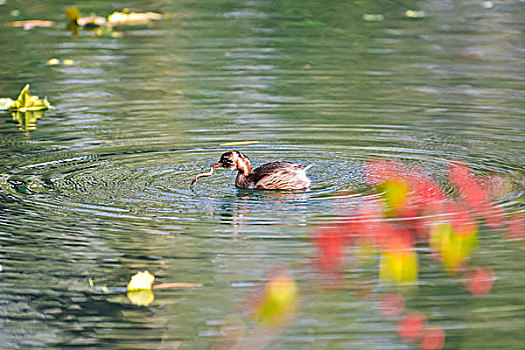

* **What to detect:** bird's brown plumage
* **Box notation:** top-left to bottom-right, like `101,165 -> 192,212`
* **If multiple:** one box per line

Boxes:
192,151 -> 311,190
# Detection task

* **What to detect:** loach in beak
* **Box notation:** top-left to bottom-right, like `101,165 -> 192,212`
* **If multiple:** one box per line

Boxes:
189,162 -> 223,189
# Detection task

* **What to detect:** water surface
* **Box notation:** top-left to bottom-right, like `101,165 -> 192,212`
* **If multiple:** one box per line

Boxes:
0,0 -> 523,349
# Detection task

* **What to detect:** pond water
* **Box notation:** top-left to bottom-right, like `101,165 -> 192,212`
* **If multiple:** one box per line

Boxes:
0,0 -> 523,349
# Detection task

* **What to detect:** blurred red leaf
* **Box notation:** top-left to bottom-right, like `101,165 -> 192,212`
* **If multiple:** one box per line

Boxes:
378,292 -> 405,318
463,267 -> 494,297
398,312 -> 427,343
313,226 -> 346,273
448,162 -> 488,208
449,205 -> 476,236
481,203 -> 506,230
507,213 -> 525,241
420,326 -> 446,350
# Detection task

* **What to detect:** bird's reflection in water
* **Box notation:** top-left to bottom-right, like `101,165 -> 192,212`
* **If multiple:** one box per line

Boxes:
217,189 -> 312,229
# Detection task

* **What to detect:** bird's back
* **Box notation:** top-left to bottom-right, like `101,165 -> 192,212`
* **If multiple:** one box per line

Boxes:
247,161 -> 311,190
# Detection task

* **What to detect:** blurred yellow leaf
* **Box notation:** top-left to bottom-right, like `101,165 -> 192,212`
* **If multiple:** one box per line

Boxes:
127,290 -> 154,306
430,223 -> 477,275
108,9 -> 163,26
66,6 -> 106,28
127,270 -> 155,291
252,268 -> 297,326
377,180 -> 409,213
219,141 -> 260,147
379,239 -> 418,287
65,6 -> 80,22
11,110 -> 45,131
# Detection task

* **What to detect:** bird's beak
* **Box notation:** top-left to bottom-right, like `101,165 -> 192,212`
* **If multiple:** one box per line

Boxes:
211,162 -> 223,169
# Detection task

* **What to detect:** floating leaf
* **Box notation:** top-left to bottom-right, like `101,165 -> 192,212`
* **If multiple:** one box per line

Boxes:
7,20 -> 54,30
65,6 -> 80,22
152,282 -> 202,289
127,290 -> 154,306
219,140 -> 260,147
405,10 -> 426,19
108,9 -> 163,26
66,6 -> 106,28
363,14 -> 384,22
0,98 -> 14,110
78,15 -> 107,28
4,84 -> 52,112
46,58 -> 60,66
127,270 -> 155,291
482,1 -> 494,9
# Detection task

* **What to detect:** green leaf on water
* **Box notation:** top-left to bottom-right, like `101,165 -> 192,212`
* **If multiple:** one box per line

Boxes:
2,84 -> 52,112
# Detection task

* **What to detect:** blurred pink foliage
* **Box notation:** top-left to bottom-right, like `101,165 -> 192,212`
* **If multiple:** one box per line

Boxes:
307,158 -> 523,349
224,159 -> 521,350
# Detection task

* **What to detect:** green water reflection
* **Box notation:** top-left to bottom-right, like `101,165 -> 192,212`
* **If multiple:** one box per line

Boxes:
0,0 -> 523,349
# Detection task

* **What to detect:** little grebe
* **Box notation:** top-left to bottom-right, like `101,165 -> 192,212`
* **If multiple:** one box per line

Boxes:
190,150 -> 312,190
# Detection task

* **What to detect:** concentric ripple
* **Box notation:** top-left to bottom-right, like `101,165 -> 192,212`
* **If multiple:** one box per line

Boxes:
2,143 -> 523,233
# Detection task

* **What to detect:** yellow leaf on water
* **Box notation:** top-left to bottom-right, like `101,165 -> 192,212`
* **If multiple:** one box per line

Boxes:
46,58 -> 60,65
108,9 -> 163,26
127,290 -> 154,306
65,6 -> 80,22
11,110 -> 45,131
0,98 -> 14,110
5,84 -> 52,112
405,10 -> 426,19
65,6 -> 107,28
77,15 -> 107,28
127,270 -> 155,291
219,141 -> 260,147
